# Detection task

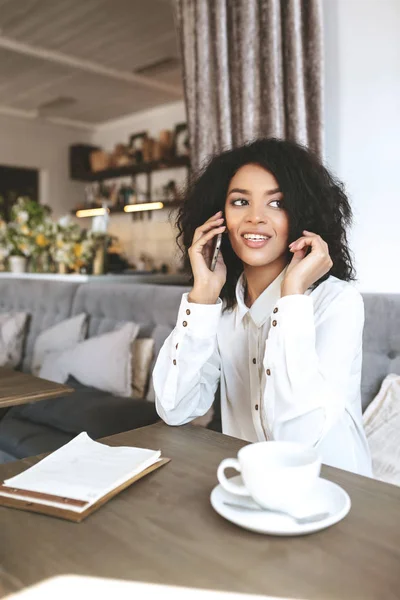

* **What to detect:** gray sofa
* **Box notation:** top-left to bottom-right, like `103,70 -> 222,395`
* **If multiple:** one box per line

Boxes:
0,277 -> 399,463
0,278 -> 188,462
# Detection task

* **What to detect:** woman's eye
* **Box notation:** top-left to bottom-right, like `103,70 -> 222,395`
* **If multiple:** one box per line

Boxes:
231,198 -> 248,206
269,199 -> 283,209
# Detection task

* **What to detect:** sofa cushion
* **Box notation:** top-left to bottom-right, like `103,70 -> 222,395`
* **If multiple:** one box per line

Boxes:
69,282 -> 188,401
31,313 -> 88,376
0,312 -> 28,368
39,323 -> 139,397
147,324 -> 174,402
40,322 -> 140,397
132,338 -> 155,398
363,373 -> 400,486
8,377 -> 159,440
0,415 -> 74,460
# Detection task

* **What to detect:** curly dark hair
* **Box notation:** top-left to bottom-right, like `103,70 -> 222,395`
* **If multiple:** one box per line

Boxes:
176,138 -> 356,311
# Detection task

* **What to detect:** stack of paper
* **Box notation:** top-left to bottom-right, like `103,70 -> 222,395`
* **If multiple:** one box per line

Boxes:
0,432 -> 162,513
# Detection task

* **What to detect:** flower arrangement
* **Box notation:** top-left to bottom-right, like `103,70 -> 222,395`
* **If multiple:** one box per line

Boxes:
50,215 -> 82,268
50,216 -> 110,273
7,198 -> 39,257
0,198 -> 111,274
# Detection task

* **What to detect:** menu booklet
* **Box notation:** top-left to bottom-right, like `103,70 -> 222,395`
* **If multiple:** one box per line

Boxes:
0,432 -> 169,522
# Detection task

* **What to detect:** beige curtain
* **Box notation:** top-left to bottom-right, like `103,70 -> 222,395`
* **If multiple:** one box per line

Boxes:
175,0 -> 324,172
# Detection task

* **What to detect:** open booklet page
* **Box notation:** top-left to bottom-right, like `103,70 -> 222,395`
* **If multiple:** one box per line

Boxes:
0,432 -> 161,512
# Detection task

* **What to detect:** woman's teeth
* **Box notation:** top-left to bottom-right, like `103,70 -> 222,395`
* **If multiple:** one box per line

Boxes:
243,234 -> 269,241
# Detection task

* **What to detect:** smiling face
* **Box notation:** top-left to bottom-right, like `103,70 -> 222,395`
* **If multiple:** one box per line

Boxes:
224,163 -> 290,271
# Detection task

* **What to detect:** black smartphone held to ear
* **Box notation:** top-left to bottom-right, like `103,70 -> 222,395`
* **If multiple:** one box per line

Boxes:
210,232 -> 222,271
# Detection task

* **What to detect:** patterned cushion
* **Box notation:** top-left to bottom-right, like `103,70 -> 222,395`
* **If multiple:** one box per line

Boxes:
0,312 -> 28,368
363,374 -> 400,486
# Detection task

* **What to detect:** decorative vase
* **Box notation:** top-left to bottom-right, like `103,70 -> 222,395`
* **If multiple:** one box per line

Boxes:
92,244 -> 105,275
40,251 -> 52,273
9,255 -> 27,274
58,262 -> 67,275
29,254 -> 40,273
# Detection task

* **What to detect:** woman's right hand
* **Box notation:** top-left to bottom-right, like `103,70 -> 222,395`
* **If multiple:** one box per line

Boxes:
188,211 -> 227,304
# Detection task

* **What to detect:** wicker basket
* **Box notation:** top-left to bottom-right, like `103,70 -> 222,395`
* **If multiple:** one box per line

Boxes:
90,150 -> 110,172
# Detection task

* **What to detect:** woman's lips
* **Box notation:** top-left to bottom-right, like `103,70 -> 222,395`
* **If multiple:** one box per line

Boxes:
241,236 -> 271,249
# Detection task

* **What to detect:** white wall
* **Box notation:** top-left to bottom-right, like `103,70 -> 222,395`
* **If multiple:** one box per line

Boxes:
91,101 -> 187,271
0,114 -> 90,219
324,0 -> 400,293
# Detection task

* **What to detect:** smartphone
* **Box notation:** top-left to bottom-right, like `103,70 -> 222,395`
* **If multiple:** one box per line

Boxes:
210,232 -> 222,271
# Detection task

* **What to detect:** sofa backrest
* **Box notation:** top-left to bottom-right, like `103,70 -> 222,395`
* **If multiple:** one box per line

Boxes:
362,293 -> 400,409
0,279 -> 80,372
0,277 -> 398,412
70,281 -> 188,338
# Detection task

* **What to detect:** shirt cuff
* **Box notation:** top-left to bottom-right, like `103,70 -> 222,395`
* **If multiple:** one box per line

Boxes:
176,293 -> 222,339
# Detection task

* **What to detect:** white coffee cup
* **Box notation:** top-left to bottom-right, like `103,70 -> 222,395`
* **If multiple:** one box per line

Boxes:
217,441 -> 321,511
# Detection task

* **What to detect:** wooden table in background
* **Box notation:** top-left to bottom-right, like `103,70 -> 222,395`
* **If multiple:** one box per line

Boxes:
0,367 -> 73,408
1,422 -> 399,599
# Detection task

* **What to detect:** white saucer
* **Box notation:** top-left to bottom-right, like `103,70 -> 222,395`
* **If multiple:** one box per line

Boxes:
210,475 -> 351,536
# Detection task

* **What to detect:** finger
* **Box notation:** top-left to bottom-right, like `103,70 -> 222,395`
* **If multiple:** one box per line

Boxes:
289,247 -> 307,260
192,215 -> 224,244
290,237 -> 330,260
289,237 -> 311,251
290,235 -> 324,252
190,226 -> 226,252
302,231 -> 329,251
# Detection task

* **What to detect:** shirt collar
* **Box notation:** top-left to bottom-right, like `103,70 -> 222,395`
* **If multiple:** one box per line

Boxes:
235,266 -> 288,328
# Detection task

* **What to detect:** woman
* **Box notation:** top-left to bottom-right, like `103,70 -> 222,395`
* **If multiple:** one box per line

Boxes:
153,138 -> 372,476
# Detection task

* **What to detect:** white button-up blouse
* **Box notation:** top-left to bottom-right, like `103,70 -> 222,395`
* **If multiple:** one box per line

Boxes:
153,269 -> 372,476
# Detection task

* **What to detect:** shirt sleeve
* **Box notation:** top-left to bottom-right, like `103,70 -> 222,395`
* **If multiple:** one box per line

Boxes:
153,293 -> 222,426
262,286 -> 364,447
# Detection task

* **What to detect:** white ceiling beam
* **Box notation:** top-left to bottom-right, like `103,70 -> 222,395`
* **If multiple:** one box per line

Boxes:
0,35 -> 182,98
0,104 -> 96,131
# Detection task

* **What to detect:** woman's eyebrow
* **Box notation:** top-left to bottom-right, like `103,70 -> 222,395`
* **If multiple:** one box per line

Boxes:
227,187 -> 250,195
227,187 -> 281,196
265,187 -> 281,196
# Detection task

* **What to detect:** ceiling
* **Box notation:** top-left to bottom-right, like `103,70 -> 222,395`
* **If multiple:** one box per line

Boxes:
0,0 -> 183,128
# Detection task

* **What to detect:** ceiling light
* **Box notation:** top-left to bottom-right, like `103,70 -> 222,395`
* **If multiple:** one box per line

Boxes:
124,202 -> 164,213
76,208 -> 108,218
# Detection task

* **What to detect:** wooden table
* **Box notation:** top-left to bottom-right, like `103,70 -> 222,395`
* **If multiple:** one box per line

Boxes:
0,367 -> 73,408
1,422 -> 399,599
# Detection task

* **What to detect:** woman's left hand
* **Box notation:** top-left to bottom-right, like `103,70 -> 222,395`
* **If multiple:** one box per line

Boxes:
282,230 -> 333,296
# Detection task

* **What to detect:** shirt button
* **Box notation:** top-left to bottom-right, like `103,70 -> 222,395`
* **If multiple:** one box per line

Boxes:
273,307 -> 278,314
186,309 -> 191,315
252,358 -> 256,364
255,404 -> 259,411
272,320 -> 277,327
183,321 -> 188,327
266,369 -> 271,376
173,359 -> 177,365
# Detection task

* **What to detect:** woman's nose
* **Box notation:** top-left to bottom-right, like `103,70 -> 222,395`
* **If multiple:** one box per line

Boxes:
245,205 -> 267,224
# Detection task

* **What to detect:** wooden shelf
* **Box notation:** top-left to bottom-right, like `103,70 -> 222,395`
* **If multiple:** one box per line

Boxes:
71,156 -> 190,182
